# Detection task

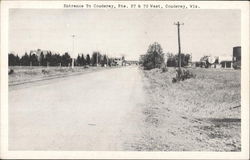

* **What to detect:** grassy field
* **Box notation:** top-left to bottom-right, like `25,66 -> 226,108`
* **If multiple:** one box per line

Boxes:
145,67 -> 241,119
134,67 -> 241,151
8,66 -> 114,85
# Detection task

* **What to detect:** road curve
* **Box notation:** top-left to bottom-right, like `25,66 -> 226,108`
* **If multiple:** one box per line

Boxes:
9,66 -> 145,150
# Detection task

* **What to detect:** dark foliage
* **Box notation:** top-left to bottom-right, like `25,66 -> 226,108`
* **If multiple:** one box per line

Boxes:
30,53 -> 39,66
167,53 -> 191,67
8,49 -> 111,67
8,69 -> 14,75
76,54 -> 86,66
42,69 -> 49,74
9,54 -> 20,66
140,42 -> 165,70
172,69 -> 196,83
20,52 -> 30,66
91,52 -> 102,66
61,52 -> 72,66
86,54 -> 91,65
233,61 -> 241,70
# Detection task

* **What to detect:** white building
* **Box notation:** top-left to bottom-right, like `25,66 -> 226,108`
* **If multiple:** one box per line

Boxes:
219,56 -> 233,69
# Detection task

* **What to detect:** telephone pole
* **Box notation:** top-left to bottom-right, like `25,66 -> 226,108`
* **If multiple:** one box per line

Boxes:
174,21 -> 184,77
174,21 -> 184,74
71,34 -> 76,68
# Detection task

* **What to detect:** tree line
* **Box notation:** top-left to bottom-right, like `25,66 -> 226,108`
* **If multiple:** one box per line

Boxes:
8,50 -> 117,67
166,53 -> 191,67
139,42 -> 191,70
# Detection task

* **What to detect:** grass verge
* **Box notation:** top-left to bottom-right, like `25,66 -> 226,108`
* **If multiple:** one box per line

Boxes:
130,67 -> 241,151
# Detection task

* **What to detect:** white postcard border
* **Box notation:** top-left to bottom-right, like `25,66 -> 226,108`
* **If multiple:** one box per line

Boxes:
1,1 -> 249,159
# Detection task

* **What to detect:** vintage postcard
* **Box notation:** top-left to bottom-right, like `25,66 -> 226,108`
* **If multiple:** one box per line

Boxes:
0,0 -> 249,159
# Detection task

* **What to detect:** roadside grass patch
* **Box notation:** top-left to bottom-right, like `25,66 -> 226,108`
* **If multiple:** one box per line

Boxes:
141,67 -> 241,151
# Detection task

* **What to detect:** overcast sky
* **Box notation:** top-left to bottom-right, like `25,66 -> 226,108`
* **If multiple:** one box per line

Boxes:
9,9 -> 240,61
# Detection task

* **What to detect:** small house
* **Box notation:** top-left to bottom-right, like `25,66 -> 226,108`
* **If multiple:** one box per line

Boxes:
219,56 -> 233,69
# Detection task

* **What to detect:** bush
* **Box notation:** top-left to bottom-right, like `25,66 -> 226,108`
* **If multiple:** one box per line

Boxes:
182,69 -> 196,79
8,69 -> 14,75
42,69 -> 49,74
172,69 -> 196,83
233,61 -> 241,70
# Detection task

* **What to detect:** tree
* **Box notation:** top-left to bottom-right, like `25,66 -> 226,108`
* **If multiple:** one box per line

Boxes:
177,53 -> 190,67
8,53 -> 17,66
61,52 -> 71,66
45,51 -> 52,66
91,52 -> 102,66
76,54 -> 81,66
81,54 -> 86,66
40,52 -> 45,66
166,53 -> 177,67
75,54 -> 86,66
56,54 -> 62,66
141,42 -> 165,70
20,52 -> 30,66
183,54 -> 191,66
30,53 -> 39,66
86,54 -> 91,65
50,53 -> 60,66
15,55 -> 20,66
73,59 -> 77,66
166,53 -> 190,67
29,52 -> 32,65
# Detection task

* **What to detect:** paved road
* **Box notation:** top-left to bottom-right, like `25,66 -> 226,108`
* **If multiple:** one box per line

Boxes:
9,66 -> 145,150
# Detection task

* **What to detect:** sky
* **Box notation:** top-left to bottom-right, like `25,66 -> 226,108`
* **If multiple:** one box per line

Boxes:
9,9 -> 240,61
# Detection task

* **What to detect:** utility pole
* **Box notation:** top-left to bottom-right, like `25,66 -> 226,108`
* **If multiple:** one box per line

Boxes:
71,34 -> 75,68
96,52 -> 98,66
174,21 -> 184,77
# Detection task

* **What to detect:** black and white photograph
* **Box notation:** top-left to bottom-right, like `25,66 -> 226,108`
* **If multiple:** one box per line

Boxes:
1,1 -> 249,159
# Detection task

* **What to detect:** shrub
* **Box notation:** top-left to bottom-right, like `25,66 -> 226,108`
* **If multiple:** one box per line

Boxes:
8,69 -> 14,75
42,69 -> 49,74
172,69 -> 196,83
233,61 -> 241,70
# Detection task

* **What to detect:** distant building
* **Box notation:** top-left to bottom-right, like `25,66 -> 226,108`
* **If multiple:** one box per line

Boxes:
196,46 -> 241,69
113,57 -> 126,66
218,46 -> 241,69
219,56 -> 233,69
126,60 -> 139,65
114,58 -> 122,66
